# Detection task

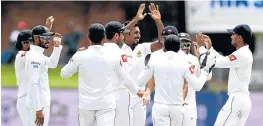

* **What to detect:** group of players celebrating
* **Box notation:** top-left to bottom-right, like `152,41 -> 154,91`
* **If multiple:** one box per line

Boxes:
14,3 -> 253,126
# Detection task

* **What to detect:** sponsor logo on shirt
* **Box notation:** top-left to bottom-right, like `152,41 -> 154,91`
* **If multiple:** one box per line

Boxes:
228,54 -> 237,61
31,61 -> 40,65
137,51 -> 142,58
33,65 -> 39,68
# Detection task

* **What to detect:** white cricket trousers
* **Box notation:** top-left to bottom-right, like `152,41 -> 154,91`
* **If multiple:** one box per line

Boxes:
214,92 -> 252,126
28,107 -> 50,126
78,108 -> 116,126
129,95 -> 146,126
17,96 -> 29,126
114,89 -> 131,126
152,102 -> 184,126
182,105 -> 197,126
17,96 -> 50,126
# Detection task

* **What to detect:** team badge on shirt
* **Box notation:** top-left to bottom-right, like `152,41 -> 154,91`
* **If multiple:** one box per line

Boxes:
189,67 -> 194,74
21,51 -> 27,57
137,51 -> 142,58
228,54 -> 237,61
121,54 -> 128,62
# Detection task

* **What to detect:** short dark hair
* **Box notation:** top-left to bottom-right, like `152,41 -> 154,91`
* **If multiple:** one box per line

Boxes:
16,29 -> 32,50
164,34 -> 180,52
88,23 -> 105,44
105,21 -> 130,40
124,21 -> 139,27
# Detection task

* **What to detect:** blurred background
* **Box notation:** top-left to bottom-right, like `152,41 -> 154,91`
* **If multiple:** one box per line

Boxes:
1,1 -> 263,126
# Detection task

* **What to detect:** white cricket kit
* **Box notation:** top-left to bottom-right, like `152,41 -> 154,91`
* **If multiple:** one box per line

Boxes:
15,51 -> 28,126
137,51 -> 210,126
60,45 -> 138,126
121,43 -> 152,126
104,43 -> 131,126
203,45 -> 253,126
23,45 -> 62,126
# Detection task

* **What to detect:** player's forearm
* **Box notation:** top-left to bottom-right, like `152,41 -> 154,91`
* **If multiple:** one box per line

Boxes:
29,83 -> 42,111
60,66 -> 75,79
122,76 -> 139,95
146,77 -> 155,94
183,81 -> 188,100
154,19 -> 164,40
124,18 -> 139,30
187,70 -> 208,91
47,45 -> 63,68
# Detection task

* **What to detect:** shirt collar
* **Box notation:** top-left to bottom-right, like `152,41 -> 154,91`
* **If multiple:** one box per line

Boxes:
104,42 -> 119,47
30,45 -> 45,53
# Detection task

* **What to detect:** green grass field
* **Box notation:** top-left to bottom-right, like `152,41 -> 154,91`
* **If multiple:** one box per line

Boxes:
1,64 -> 78,88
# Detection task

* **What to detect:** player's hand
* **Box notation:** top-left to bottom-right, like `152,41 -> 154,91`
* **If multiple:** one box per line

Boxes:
135,3 -> 147,21
195,32 -> 206,47
203,35 -> 212,50
78,47 -> 87,51
141,91 -> 151,105
53,33 -> 63,47
192,41 -> 200,57
45,16 -> 54,30
148,3 -> 161,20
35,110 -> 44,126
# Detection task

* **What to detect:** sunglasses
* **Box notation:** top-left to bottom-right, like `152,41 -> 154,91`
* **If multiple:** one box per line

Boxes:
23,40 -> 32,43
39,36 -> 52,40
180,43 -> 191,48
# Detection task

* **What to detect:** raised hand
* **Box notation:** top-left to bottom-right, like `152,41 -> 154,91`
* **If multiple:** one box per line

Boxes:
134,3 -> 147,21
195,32 -> 206,47
53,33 -> 63,47
45,16 -> 54,30
148,3 -> 161,20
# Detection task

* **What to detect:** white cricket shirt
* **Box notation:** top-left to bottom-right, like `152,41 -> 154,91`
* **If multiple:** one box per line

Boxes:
137,51 -> 209,105
24,45 -> 63,111
121,43 -> 152,89
209,45 -> 253,95
61,45 -> 138,110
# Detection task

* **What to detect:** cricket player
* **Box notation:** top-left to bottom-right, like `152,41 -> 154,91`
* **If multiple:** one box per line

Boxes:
121,3 -> 164,126
15,30 -> 32,126
14,16 -> 56,126
102,21 -> 133,126
197,24 -> 253,126
137,34 -> 216,126
24,25 -> 63,126
60,23 -> 140,126
178,32 -> 212,126
137,25 -> 179,106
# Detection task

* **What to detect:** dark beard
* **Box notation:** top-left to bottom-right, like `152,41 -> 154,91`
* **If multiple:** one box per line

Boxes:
38,41 -> 48,49
130,43 -> 138,50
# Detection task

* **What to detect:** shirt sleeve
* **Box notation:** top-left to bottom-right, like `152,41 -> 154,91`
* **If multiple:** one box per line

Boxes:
115,54 -> 139,95
210,47 -> 246,68
184,65 -> 208,91
137,55 -> 154,87
60,55 -> 78,79
142,43 -> 152,55
46,45 -> 63,68
25,55 -> 42,111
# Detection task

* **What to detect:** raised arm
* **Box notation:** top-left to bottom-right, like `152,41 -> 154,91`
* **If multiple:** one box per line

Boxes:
115,54 -> 139,96
46,33 -> 63,68
60,56 -> 78,79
